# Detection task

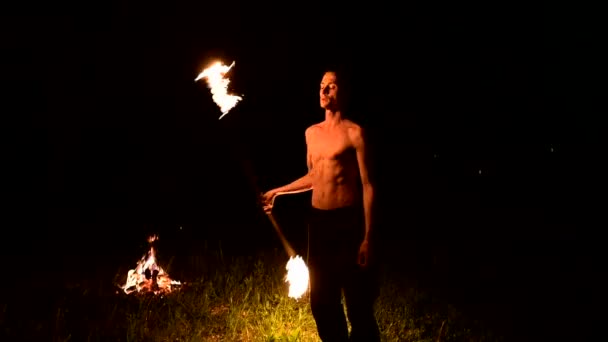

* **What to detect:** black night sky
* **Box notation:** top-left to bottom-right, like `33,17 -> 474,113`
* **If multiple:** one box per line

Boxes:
2,1 -> 604,340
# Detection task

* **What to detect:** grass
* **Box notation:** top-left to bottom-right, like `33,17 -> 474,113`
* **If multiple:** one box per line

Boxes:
1,241 -> 506,341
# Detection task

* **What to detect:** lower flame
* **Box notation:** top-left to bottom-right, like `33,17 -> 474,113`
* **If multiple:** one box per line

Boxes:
285,255 -> 309,299
121,235 -> 181,295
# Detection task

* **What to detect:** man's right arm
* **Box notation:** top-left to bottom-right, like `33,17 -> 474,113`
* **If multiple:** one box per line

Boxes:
273,174 -> 313,194
267,144 -> 314,194
261,127 -> 315,210
261,174 -> 312,213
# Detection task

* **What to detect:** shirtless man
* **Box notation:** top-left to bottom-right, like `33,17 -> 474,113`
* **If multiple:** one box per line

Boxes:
261,69 -> 380,342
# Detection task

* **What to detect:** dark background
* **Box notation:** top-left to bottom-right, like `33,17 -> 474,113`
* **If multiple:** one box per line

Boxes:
2,1 -> 603,340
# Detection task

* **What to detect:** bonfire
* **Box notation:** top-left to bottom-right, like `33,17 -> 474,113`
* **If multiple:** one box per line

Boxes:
120,235 -> 182,295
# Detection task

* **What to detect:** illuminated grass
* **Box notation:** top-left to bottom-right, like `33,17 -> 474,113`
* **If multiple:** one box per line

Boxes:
1,244 -> 504,341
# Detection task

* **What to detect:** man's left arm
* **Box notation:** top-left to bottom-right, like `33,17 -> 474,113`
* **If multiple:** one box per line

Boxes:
352,126 -> 375,266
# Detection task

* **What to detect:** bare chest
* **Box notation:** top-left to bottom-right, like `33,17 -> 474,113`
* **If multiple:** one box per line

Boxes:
308,130 -> 354,161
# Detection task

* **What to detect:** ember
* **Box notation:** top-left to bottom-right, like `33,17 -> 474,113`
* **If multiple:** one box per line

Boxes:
120,235 -> 182,295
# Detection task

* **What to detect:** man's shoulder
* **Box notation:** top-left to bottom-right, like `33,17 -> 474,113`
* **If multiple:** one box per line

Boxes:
343,120 -> 366,147
305,123 -> 323,135
343,119 -> 362,129
343,119 -> 363,135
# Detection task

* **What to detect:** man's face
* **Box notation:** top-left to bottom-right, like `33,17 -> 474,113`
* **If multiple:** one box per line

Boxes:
320,72 -> 339,110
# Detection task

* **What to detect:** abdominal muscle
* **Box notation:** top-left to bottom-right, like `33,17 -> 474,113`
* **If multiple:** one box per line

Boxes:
310,156 -> 361,210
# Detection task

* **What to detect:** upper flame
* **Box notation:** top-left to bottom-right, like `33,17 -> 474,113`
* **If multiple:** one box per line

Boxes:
285,255 -> 310,299
195,61 -> 243,119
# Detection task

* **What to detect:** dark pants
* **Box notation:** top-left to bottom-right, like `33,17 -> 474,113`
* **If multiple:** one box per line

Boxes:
308,206 -> 380,342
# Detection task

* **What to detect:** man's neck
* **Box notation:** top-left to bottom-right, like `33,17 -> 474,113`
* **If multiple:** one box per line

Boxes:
324,108 -> 343,127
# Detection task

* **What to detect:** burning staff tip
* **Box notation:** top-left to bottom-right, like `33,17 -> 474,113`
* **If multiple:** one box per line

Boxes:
285,255 -> 310,299
195,59 -> 243,118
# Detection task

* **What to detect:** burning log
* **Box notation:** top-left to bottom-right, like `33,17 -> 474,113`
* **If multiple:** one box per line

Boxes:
120,235 -> 182,295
